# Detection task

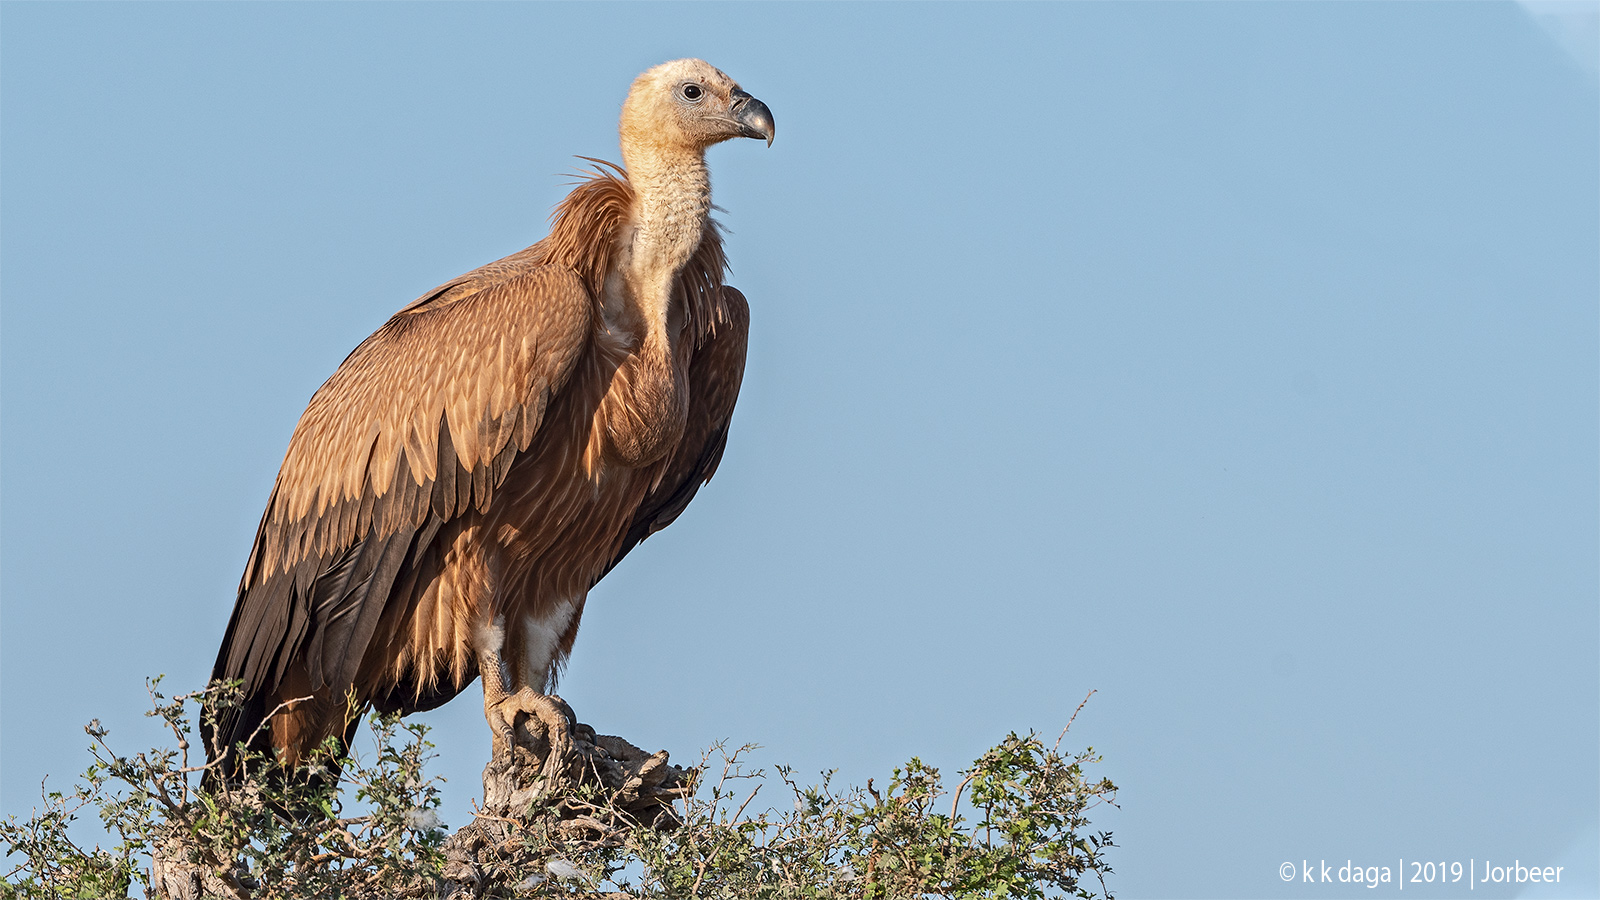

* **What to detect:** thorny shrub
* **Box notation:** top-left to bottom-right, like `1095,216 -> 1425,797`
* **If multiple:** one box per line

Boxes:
1,682 -> 1117,899
0,679 -> 445,900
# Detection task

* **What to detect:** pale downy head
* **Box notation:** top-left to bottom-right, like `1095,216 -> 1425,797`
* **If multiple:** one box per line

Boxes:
619,58 -> 775,161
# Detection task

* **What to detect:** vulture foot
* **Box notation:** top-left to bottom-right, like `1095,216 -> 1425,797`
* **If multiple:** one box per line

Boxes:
485,688 -> 575,787
444,701 -> 697,899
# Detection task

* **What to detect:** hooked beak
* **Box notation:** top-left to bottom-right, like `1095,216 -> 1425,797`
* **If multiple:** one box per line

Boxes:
730,88 -> 775,146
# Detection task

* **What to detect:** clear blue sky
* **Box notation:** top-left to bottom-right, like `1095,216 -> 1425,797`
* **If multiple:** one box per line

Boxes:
3,4 -> 1596,897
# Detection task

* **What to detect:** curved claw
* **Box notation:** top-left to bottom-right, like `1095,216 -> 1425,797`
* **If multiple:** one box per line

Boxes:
486,688 -> 575,784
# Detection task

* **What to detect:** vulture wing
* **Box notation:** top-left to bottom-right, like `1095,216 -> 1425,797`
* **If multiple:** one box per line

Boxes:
599,286 -> 750,580
211,263 -> 595,750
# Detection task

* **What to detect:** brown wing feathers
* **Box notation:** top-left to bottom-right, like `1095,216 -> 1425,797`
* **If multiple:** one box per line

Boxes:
209,167 -> 741,763
210,198 -> 612,757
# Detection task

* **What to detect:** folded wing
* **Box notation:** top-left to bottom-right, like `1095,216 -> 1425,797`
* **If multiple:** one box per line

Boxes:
209,264 -> 595,754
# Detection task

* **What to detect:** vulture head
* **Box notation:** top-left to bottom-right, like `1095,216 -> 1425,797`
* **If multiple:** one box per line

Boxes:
620,58 -> 775,155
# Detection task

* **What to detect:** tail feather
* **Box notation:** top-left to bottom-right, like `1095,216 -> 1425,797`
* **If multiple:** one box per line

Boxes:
204,519 -> 435,778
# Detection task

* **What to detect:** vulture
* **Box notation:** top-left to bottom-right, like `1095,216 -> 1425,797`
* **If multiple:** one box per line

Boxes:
205,59 -> 773,772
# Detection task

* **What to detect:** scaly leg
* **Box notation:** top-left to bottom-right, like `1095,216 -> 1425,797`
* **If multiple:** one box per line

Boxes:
479,644 -> 573,781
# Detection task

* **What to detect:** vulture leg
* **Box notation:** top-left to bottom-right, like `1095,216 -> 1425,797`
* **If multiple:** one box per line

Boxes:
478,642 -> 517,757
480,644 -> 573,781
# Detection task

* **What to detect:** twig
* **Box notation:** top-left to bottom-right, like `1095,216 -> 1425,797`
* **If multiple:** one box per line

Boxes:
947,771 -> 977,827
1057,690 -> 1097,754
689,783 -> 762,897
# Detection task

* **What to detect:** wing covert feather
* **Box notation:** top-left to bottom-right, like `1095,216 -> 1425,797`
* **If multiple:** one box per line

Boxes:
216,265 -> 594,714
253,266 -> 594,586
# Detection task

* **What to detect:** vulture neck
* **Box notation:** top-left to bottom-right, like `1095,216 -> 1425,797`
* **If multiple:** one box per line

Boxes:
620,143 -> 711,351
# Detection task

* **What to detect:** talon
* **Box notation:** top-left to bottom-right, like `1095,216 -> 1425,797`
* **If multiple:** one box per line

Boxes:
484,688 -> 575,782
485,703 -> 518,759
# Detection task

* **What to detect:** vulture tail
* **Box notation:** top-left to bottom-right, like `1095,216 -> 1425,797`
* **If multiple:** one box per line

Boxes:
203,518 -> 436,785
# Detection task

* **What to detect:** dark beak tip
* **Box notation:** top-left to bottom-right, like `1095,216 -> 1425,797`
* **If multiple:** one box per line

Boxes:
737,97 -> 775,147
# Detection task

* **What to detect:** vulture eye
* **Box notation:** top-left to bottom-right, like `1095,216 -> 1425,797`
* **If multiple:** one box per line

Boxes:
681,83 -> 704,102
